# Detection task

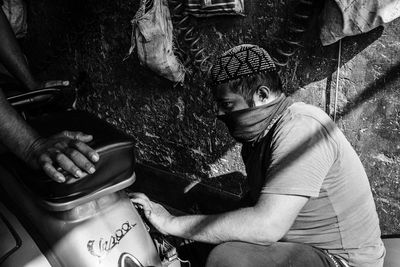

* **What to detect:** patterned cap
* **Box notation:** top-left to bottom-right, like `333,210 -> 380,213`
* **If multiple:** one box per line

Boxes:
210,44 -> 277,85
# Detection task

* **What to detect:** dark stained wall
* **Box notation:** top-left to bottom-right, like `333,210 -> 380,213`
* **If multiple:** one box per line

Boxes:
24,0 -> 399,234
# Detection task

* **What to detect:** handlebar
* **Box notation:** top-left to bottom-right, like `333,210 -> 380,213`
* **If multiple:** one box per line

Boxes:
7,88 -> 62,108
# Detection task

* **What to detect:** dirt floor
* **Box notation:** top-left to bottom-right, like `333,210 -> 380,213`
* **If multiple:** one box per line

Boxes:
22,0 -> 399,235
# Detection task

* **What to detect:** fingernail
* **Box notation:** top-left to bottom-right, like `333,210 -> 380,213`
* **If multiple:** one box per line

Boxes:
63,81 -> 70,86
91,154 -> 99,162
89,167 -> 95,174
56,175 -> 65,183
145,210 -> 151,217
75,170 -> 84,178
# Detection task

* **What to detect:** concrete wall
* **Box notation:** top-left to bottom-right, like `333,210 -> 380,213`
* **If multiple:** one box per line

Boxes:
25,0 -> 399,234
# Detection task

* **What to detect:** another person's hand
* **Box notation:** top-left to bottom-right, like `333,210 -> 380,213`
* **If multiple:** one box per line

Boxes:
26,131 -> 99,183
130,192 -> 174,235
33,80 -> 71,91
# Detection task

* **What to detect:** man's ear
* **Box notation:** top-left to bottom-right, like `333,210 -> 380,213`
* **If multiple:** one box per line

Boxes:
256,86 -> 271,103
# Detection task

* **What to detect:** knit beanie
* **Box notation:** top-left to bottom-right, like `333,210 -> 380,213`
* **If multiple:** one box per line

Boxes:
210,44 -> 277,85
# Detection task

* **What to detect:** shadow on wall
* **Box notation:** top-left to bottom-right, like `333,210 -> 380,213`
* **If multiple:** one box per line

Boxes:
289,26 -> 384,91
338,61 -> 400,120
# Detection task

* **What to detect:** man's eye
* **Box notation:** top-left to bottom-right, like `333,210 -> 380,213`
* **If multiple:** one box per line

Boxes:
221,102 -> 233,109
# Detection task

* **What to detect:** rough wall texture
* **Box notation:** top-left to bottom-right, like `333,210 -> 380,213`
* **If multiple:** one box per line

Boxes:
24,0 -> 399,234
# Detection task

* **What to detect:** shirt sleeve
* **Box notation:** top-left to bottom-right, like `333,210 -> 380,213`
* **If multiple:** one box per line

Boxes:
261,113 -> 337,197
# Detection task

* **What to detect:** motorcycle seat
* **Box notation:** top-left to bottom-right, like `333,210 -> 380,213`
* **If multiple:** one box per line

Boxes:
2,110 -> 136,212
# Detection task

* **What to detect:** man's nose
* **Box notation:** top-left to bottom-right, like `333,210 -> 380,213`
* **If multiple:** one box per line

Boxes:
217,109 -> 225,116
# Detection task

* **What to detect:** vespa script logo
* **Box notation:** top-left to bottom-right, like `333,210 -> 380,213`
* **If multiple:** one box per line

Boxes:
87,221 -> 137,260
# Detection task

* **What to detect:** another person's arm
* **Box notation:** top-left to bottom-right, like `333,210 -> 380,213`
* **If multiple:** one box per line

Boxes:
0,88 -> 99,182
0,6 -> 99,181
0,8 -> 38,90
0,9 -> 73,91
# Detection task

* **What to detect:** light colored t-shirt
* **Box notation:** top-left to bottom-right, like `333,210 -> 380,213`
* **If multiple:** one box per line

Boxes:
242,102 -> 385,267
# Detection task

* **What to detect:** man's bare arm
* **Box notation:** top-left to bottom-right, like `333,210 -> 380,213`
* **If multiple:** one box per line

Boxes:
0,8 -> 38,90
131,192 -> 308,245
0,88 -> 40,160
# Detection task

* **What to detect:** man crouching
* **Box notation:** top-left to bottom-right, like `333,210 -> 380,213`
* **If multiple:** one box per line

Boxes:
131,44 -> 385,267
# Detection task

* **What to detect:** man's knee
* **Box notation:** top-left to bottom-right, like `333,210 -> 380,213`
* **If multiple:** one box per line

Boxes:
205,242 -> 255,267
205,241 -> 334,267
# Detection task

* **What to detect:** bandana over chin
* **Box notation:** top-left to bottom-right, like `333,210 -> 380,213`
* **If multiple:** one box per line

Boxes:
218,94 -> 292,144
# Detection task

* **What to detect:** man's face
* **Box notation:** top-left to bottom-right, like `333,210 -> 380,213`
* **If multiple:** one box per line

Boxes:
214,83 -> 250,116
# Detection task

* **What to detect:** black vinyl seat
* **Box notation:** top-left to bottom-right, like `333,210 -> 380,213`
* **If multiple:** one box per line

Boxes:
0,110 -> 136,211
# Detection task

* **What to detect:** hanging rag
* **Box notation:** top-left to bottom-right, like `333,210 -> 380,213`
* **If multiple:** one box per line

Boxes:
129,0 -> 185,83
185,0 -> 245,17
320,0 -> 400,46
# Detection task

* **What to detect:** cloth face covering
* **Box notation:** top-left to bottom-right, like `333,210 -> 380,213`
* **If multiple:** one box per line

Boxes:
218,94 -> 292,143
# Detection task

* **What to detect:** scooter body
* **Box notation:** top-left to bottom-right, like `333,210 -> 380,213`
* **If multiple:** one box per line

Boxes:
0,177 -> 161,267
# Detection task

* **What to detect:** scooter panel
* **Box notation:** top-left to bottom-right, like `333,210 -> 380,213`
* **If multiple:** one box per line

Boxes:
0,202 -> 51,267
53,195 -> 162,267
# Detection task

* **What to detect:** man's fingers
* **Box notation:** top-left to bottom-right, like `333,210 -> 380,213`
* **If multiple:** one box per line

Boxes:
71,141 -> 99,162
74,132 -> 93,143
64,148 -> 96,174
43,80 -> 70,88
131,199 -> 151,217
130,192 -> 151,202
54,153 -> 85,178
131,197 -> 150,210
40,160 -> 66,183
52,131 -> 98,162
54,141 -> 68,150
130,193 -> 152,214
61,131 -> 93,143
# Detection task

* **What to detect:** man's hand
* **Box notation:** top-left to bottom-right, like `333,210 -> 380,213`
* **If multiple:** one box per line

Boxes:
26,130 -> 99,183
130,192 -> 174,235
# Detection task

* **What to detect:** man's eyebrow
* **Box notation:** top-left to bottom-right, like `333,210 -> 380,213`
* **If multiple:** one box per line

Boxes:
216,96 -> 234,101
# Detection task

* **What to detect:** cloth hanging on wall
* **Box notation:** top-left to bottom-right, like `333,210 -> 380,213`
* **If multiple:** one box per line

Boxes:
129,0 -> 185,83
320,0 -> 400,46
185,0 -> 245,17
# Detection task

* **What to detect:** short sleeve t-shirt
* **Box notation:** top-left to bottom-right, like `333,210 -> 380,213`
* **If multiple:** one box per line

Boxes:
241,102 -> 385,267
